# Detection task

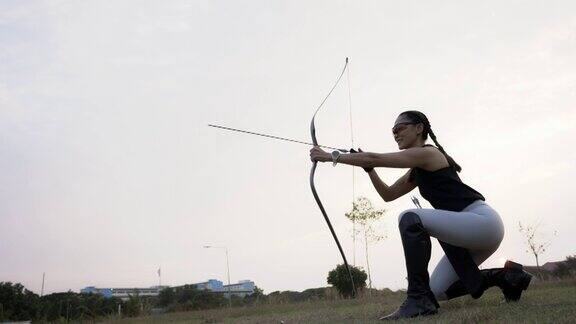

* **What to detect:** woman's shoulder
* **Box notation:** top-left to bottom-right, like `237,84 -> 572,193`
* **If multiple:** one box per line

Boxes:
421,144 -> 438,151
418,144 -> 450,170
419,144 -> 443,157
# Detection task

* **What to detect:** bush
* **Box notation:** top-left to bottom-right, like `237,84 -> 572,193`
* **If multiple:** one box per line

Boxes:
158,287 -> 175,307
243,286 -> 266,304
164,285 -> 227,312
39,291 -> 122,321
327,264 -> 367,298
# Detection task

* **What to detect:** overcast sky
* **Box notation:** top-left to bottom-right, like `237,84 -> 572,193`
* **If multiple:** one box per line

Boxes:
1,0 -> 575,295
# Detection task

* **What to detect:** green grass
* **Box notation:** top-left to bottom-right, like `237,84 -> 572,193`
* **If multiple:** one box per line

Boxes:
104,279 -> 576,323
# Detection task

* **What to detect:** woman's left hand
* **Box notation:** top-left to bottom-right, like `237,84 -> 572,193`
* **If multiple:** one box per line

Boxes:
310,146 -> 330,162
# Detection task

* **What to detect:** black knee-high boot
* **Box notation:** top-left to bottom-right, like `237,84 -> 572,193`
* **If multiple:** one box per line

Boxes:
444,260 -> 533,301
380,212 -> 438,321
438,241 -> 485,298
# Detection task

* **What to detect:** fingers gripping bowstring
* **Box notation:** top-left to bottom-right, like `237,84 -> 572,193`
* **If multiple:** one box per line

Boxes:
309,57 -> 356,298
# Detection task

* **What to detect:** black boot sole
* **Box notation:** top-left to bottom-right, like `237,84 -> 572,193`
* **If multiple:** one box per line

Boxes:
379,309 -> 438,321
503,260 -> 533,302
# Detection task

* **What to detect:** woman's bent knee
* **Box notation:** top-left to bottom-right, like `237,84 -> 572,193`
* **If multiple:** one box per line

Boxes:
398,209 -> 421,226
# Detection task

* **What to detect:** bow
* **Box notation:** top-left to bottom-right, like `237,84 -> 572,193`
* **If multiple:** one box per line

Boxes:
310,57 -> 356,298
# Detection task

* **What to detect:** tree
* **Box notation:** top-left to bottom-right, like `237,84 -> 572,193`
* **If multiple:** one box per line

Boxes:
158,287 -> 175,307
518,221 -> 551,276
244,286 -> 265,304
194,290 -> 226,309
345,197 -> 387,290
163,285 -> 226,312
0,282 -> 40,321
123,294 -> 142,317
327,264 -> 367,298
175,285 -> 196,304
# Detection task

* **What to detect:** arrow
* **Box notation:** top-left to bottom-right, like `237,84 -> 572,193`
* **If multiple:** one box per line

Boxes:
208,124 -> 349,152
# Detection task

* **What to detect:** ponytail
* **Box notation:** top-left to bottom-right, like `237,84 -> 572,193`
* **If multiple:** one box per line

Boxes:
427,128 -> 462,172
400,110 -> 462,172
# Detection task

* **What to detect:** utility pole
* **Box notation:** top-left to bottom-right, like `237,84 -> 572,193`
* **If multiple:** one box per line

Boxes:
158,267 -> 162,291
41,272 -> 45,297
225,248 -> 231,305
203,245 -> 232,308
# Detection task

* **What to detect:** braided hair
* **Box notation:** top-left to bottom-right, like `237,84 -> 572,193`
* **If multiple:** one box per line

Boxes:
400,110 -> 462,172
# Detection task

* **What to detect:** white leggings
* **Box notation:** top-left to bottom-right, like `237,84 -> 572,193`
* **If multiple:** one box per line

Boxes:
398,200 -> 505,301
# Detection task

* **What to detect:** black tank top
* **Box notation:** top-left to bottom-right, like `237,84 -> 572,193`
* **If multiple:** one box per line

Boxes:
409,147 -> 485,212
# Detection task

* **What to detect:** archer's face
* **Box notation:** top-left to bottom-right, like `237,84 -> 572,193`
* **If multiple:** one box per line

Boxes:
392,115 -> 422,150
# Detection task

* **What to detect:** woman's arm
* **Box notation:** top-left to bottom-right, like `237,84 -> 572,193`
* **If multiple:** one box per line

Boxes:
311,146 -> 434,169
309,147 -> 436,201
368,169 -> 416,202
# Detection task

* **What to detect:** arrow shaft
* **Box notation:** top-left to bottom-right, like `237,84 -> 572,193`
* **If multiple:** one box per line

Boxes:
208,124 -> 348,152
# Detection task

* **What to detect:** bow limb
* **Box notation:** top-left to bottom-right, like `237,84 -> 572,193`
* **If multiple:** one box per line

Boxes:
309,58 -> 356,298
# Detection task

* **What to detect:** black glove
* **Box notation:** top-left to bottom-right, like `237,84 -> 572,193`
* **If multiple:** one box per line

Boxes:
349,148 -> 373,173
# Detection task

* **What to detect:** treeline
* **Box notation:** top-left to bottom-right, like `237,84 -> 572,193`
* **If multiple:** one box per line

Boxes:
0,282 -> 361,322
0,283 -> 122,322
0,282 -> 264,322
157,285 -> 230,311
3,255 -> 574,322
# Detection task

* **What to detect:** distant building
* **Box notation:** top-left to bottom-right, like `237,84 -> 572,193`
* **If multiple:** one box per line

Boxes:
81,279 -> 255,300
189,279 -> 255,298
81,286 -> 113,298
541,261 -> 562,272
193,279 -> 224,291
80,286 -> 167,300
524,261 -> 564,273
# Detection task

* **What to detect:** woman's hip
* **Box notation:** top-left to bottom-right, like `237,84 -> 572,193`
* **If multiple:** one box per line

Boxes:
399,201 -> 504,250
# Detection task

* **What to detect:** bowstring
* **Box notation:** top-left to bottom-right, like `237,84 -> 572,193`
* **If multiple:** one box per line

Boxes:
346,58 -> 357,266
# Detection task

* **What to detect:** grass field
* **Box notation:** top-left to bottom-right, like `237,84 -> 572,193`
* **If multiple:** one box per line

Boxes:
106,279 -> 576,323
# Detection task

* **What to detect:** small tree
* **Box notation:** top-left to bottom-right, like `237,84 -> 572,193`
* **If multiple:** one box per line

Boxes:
158,287 -> 175,307
327,264 -> 367,298
345,197 -> 387,290
518,221 -> 551,275
123,294 -> 142,317
244,286 -> 265,304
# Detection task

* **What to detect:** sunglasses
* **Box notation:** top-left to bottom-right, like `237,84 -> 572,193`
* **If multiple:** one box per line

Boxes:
392,122 -> 418,134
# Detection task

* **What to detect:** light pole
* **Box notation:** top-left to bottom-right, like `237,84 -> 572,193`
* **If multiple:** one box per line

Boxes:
203,245 -> 232,307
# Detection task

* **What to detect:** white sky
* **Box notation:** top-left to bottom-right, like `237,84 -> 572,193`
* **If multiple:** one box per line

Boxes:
1,0 -> 575,295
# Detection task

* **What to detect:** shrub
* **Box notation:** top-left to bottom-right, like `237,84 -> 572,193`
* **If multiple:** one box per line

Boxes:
327,264 -> 367,298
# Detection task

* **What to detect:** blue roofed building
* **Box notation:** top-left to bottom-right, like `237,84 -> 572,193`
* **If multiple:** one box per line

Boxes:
175,279 -> 256,298
81,279 -> 255,300
80,286 -> 166,300
80,286 -> 113,298
222,280 -> 256,298
194,279 -> 224,291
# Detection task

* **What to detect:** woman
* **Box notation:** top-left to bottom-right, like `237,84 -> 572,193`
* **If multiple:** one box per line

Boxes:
310,110 -> 532,320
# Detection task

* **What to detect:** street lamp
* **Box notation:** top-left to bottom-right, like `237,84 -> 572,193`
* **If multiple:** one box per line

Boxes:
203,245 -> 232,307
